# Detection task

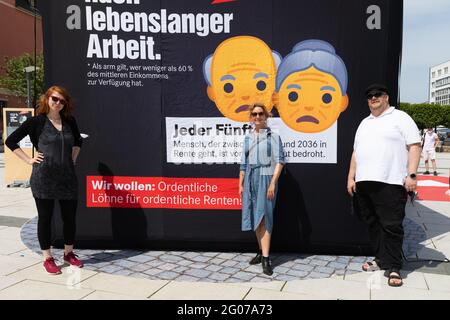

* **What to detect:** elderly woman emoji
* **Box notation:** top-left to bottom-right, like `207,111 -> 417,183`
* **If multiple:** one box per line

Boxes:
274,39 -> 349,133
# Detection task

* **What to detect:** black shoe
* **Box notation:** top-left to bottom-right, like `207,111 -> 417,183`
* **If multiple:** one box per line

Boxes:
261,256 -> 273,276
424,171 -> 430,175
433,171 -> 438,176
249,252 -> 262,265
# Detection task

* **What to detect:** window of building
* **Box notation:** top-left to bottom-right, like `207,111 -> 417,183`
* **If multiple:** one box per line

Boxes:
15,0 -> 39,14
0,100 -> 6,113
432,71 -> 436,78
445,67 -> 449,74
435,76 -> 450,88
438,69 -> 442,76
0,100 -> 6,136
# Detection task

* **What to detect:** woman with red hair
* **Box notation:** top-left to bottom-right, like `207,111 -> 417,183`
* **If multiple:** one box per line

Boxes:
6,85 -> 84,274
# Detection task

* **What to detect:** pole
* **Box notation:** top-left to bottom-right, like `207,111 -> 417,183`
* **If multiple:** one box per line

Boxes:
26,72 -> 31,108
33,0 -> 37,108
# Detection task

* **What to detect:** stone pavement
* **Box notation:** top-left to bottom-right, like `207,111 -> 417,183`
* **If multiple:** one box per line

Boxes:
418,151 -> 450,173
0,152 -> 449,300
18,217 -> 425,283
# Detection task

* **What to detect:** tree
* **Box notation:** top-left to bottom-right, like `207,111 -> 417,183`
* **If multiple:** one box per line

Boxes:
399,102 -> 449,129
0,52 -> 44,105
444,104 -> 450,128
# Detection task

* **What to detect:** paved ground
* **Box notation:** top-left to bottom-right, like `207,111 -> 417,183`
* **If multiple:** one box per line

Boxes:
0,152 -> 449,300
418,151 -> 450,174
18,216 -> 426,283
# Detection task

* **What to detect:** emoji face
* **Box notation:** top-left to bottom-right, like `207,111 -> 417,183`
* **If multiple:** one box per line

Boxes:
276,66 -> 348,133
207,37 -> 278,122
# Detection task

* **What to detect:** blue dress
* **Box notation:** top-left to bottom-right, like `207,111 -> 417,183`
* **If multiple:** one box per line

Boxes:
240,128 -> 285,233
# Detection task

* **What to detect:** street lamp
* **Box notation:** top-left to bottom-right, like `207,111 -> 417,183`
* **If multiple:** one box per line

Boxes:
23,66 -> 39,108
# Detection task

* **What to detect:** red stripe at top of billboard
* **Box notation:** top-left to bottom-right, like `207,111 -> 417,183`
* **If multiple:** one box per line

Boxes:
212,0 -> 237,4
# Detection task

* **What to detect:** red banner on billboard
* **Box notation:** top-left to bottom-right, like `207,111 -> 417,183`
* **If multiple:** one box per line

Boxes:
87,176 -> 241,209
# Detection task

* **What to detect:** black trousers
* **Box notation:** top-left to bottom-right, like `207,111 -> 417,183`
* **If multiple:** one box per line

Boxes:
34,198 -> 77,250
353,181 -> 407,270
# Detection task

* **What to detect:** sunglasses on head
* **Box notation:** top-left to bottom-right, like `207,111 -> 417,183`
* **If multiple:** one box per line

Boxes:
50,96 -> 67,105
366,92 -> 385,100
250,111 -> 265,117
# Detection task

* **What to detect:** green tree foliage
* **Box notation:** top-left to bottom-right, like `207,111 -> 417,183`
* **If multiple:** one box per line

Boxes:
444,104 -> 450,128
399,102 -> 450,129
0,53 -> 44,102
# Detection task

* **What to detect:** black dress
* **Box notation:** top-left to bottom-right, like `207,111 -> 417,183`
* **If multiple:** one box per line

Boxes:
30,118 -> 78,199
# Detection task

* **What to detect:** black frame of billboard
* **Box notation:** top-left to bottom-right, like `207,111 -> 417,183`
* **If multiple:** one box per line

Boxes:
38,0 -> 403,255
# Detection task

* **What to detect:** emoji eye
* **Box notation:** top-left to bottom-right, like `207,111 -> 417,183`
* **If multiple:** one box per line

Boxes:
322,93 -> 332,104
256,80 -> 266,91
288,91 -> 298,102
223,83 -> 234,93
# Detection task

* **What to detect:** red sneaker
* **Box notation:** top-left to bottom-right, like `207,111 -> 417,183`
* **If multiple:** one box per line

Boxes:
63,251 -> 84,268
43,257 -> 62,275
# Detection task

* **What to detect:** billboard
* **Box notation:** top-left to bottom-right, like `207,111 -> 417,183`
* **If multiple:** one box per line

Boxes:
38,0 -> 403,254
3,108 -> 34,185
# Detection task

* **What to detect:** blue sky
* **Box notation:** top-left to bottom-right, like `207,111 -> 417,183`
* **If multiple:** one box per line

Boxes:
400,0 -> 450,103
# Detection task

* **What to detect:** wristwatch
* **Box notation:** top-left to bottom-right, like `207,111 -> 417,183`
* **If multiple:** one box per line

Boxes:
409,173 -> 417,179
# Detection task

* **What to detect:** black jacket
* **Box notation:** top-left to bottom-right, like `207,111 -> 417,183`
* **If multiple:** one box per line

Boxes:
5,114 -> 83,152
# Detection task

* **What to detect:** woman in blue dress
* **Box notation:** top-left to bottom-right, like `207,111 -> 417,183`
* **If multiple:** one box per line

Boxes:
239,104 -> 285,276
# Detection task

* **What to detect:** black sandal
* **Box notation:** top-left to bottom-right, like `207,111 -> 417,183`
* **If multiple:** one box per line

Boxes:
249,252 -> 262,265
362,259 -> 380,272
387,269 -> 403,287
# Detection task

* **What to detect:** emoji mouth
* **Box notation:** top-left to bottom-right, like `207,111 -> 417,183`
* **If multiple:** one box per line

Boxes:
296,115 -> 319,124
235,105 -> 249,113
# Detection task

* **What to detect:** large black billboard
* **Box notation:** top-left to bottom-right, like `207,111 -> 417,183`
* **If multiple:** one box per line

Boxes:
38,0 -> 403,254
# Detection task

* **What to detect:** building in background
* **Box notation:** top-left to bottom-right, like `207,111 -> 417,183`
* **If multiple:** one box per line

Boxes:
429,60 -> 450,106
0,0 -> 42,144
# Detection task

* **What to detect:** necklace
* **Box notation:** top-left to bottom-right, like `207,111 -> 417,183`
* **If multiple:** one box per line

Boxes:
47,115 -> 61,122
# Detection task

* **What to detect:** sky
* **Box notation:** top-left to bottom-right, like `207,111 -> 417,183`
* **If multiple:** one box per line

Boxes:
400,0 -> 450,103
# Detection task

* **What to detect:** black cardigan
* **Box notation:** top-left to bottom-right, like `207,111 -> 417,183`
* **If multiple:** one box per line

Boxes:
5,114 -> 83,152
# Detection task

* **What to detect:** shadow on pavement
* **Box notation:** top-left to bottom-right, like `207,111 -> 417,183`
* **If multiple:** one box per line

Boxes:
401,201 -> 450,275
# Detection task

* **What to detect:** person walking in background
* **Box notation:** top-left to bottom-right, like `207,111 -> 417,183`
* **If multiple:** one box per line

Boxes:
5,85 -> 84,275
347,84 -> 421,287
239,104 -> 285,276
422,126 -> 439,176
